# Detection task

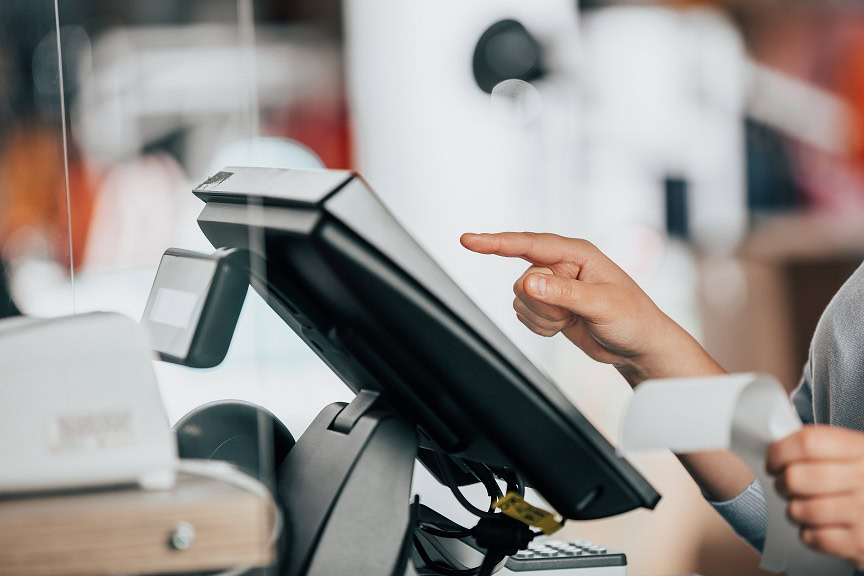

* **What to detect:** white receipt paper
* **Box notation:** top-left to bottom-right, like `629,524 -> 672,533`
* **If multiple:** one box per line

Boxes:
619,373 -> 853,576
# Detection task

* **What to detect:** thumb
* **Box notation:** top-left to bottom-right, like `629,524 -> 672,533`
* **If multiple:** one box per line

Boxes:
524,273 -> 605,319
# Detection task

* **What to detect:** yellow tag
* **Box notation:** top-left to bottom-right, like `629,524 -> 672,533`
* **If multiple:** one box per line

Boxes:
493,492 -> 564,535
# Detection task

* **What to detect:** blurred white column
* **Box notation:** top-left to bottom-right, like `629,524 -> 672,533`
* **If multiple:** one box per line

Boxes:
580,6 -> 747,258
343,0 -> 580,365
578,5 -> 747,351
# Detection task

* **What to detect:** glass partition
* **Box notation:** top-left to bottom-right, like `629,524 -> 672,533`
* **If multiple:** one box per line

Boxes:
0,1 -> 72,318
57,0 -> 352,435
53,3 -> 352,572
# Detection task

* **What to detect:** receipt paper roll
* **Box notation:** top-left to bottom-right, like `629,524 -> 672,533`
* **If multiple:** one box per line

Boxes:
619,373 -> 853,576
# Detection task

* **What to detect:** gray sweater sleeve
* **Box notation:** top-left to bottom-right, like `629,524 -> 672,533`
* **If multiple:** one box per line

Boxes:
705,365 -> 814,552
708,478 -> 767,552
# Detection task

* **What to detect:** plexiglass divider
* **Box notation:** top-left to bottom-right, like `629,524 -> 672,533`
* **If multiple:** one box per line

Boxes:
0,1 -> 73,318
49,1 -> 360,571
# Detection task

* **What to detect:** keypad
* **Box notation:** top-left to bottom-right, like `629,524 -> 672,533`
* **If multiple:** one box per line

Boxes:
505,538 -> 626,572
515,539 -> 608,559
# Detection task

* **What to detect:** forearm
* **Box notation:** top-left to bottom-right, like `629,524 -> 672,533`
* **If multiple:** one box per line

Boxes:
678,451 -> 755,501
617,318 -> 756,500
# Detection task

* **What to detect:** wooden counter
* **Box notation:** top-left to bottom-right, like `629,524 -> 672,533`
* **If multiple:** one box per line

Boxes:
0,472 -> 277,576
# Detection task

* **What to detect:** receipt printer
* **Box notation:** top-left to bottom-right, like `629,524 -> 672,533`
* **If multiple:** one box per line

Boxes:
0,313 -> 177,493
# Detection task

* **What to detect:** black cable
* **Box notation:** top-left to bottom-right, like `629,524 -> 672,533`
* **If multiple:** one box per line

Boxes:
498,468 -> 525,498
419,522 -> 473,539
412,535 -> 479,576
435,453 -> 498,519
464,461 -> 503,502
477,550 -> 504,576
513,470 -> 525,497
423,458 -> 535,575
416,501 -> 474,539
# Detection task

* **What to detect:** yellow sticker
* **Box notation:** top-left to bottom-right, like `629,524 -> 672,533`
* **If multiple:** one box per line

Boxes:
493,492 -> 564,535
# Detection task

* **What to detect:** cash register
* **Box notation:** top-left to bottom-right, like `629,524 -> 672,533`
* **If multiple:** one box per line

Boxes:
141,167 -> 661,575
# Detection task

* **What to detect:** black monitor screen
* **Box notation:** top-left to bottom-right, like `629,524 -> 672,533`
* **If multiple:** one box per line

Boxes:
193,167 -> 660,520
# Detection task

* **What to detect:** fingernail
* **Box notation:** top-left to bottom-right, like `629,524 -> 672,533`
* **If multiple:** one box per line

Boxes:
529,275 -> 546,296
801,529 -> 814,544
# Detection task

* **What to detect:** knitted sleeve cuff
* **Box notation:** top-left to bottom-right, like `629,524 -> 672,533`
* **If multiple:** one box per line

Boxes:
706,478 -> 767,552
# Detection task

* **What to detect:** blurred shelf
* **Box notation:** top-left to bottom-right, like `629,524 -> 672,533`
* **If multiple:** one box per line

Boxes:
700,208 -> 864,390
0,472 -> 276,576
741,209 -> 864,261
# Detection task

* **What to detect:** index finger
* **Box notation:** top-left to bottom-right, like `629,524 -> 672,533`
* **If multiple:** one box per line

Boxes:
460,232 -> 590,266
766,426 -> 864,474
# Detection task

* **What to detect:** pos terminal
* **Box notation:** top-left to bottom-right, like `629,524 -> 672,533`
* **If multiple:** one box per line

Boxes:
142,167 -> 660,575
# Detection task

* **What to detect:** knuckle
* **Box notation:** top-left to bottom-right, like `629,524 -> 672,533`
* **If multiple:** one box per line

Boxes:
517,314 -> 553,337
784,466 -> 805,492
525,234 -> 538,256
535,320 -> 560,336
812,531 -> 830,549
573,238 -> 599,257
527,323 -> 545,337
555,279 -> 574,301
765,443 -> 782,471
531,324 -> 555,337
549,308 -> 572,323
799,428 -> 821,456
528,313 -> 551,330
787,500 -> 805,522
579,239 -> 597,252
810,528 -> 838,551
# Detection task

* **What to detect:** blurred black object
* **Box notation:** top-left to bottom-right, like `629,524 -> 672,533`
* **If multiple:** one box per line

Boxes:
473,19 -> 545,94
174,400 -> 294,576
0,261 -> 20,319
174,399 -> 295,486
578,0 -> 608,10
746,118 -> 806,213
665,176 -> 689,240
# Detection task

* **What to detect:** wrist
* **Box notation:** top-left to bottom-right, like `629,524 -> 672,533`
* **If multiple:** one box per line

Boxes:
617,315 -> 725,388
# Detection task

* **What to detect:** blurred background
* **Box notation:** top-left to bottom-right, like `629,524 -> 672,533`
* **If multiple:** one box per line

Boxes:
3,0 -> 864,574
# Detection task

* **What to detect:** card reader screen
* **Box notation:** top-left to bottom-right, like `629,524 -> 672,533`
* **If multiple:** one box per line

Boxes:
141,254 -> 217,359
150,288 -> 200,328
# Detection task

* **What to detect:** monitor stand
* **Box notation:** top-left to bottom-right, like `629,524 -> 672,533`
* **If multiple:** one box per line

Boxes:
276,390 -> 418,576
275,390 -> 537,576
